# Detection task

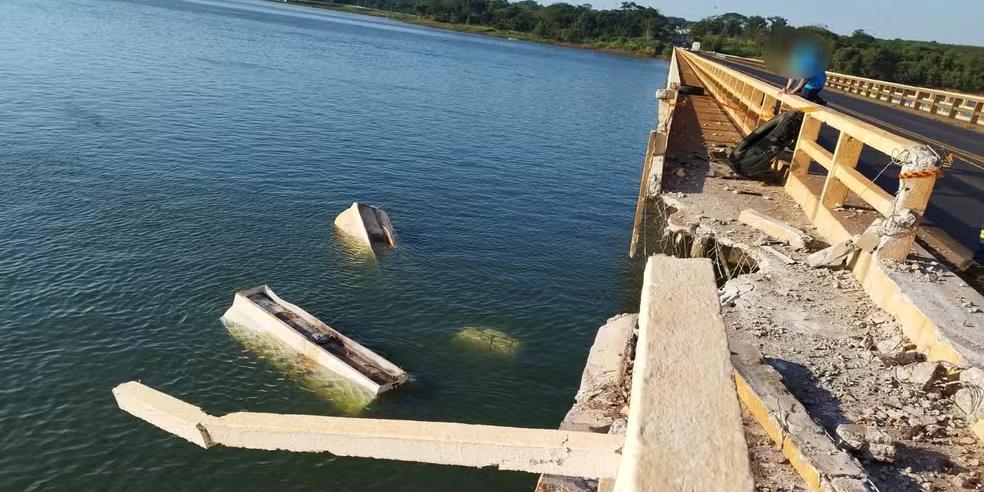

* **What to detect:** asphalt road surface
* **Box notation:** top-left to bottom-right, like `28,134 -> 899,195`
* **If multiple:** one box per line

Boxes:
702,54 -> 984,255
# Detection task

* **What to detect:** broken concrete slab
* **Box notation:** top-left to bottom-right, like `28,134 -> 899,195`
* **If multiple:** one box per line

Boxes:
896,361 -> 946,391
739,209 -> 810,250
761,245 -> 796,265
719,278 -> 755,307
334,202 -> 396,250
221,286 -> 408,396
616,256 -> 753,492
113,382 -> 624,479
730,341 -> 873,492
807,237 -> 858,269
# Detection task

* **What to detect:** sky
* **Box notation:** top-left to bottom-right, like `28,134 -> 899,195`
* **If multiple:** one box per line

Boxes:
575,0 -> 984,46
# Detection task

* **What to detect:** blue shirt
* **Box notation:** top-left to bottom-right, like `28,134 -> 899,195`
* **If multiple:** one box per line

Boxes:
804,72 -> 827,90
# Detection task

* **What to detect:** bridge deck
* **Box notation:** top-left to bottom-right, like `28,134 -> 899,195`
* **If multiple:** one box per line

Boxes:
702,54 -> 984,264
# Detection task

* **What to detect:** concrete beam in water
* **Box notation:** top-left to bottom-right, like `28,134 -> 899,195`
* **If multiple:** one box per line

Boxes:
334,202 -> 396,250
112,382 -> 623,479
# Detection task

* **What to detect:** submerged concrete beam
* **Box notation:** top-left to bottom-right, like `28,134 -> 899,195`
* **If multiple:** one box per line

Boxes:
113,382 -> 622,478
615,256 -> 753,492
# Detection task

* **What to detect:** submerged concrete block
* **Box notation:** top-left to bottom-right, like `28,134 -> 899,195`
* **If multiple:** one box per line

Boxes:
334,202 -> 396,250
616,256 -> 753,492
112,382 -> 212,448
739,209 -> 809,250
221,286 -> 408,396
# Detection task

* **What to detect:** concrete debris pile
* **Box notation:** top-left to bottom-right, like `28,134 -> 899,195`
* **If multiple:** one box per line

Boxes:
836,424 -> 897,463
883,257 -> 956,284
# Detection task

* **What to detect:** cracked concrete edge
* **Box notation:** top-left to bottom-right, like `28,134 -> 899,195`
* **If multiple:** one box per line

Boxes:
729,341 -> 874,492
113,381 -> 623,479
112,381 -> 214,449
537,314 -> 638,492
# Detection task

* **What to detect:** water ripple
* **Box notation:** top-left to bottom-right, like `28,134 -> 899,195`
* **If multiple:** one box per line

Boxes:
0,0 -> 665,490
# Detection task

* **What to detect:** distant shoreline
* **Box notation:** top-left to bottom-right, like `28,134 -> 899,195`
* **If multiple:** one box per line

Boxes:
267,0 -> 670,60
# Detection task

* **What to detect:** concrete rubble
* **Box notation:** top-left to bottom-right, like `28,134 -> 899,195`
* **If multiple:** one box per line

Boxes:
732,340 -> 873,492
807,237 -> 858,269
835,424 -> 897,463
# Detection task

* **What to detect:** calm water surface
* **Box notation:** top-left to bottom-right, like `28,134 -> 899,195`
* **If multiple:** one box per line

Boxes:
0,0 -> 666,489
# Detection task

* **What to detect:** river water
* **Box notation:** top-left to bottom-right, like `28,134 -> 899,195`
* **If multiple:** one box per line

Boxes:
0,0 -> 665,489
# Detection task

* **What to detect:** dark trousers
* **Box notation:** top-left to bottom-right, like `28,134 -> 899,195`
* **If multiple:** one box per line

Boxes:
799,87 -> 823,102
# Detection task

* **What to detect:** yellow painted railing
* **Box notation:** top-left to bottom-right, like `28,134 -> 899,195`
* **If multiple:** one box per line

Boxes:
679,49 -> 941,261
705,51 -> 984,127
826,72 -> 984,126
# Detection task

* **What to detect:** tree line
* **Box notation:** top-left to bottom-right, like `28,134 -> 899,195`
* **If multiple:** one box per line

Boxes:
692,13 -> 984,93
300,0 -> 983,93
318,0 -> 686,56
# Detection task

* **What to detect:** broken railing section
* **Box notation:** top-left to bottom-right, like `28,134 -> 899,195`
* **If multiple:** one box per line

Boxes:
678,48 -> 942,263
112,381 -> 623,478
